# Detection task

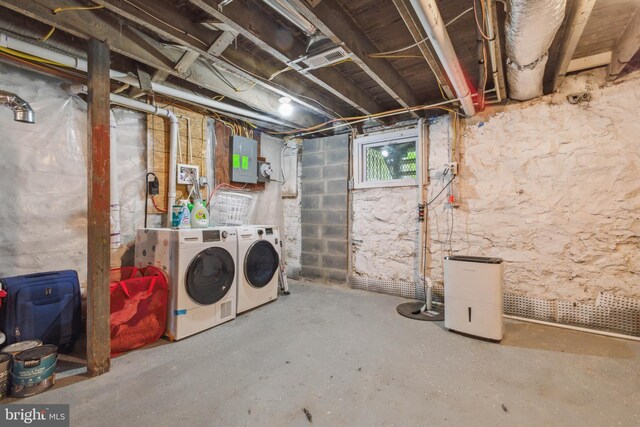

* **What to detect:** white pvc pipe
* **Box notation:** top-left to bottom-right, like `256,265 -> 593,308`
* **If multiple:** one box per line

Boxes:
109,113 -> 121,248
504,315 -> 640,343
409,0 -> 476,116
262,0 -> 317,36
109,94 -> 179,227
0,32 -> 291,127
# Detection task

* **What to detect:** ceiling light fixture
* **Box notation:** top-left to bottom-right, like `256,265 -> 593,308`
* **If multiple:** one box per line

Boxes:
278,96 -> 293,116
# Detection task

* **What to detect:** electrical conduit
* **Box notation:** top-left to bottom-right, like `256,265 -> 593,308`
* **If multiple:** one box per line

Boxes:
0,32 -> 291,127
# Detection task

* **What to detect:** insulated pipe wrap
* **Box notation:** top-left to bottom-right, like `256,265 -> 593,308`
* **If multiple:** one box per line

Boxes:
505,0 -> 566,100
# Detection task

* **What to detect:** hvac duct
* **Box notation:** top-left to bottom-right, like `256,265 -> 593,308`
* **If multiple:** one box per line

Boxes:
409,0 -> 475,116
0,90 -> 35,123
505,0 -> 566,100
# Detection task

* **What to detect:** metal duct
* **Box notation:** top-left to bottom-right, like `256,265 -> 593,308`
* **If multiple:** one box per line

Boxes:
0,90 -> 35,123
505,0 -> 566,100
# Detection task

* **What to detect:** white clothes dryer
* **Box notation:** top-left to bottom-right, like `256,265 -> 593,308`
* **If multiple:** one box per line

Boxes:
236,225 -> 280,314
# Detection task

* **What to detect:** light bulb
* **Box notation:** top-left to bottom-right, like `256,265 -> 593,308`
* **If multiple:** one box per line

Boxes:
278,102 -> 293,116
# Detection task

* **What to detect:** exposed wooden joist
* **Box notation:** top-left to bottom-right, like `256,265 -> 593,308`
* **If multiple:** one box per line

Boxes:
187,0 -> 387,116
0,0 -> 176,71
486,0 -> 506,101
0,0 -> 324,126
92,0 -> 360,119
567,51 -> 612,73
86,38 -> 111,377
607,5 -> 640,80
391,0 -> 454,100
153,30 -> 237,82
286,0 -> 421,116
553,0 -> 597,90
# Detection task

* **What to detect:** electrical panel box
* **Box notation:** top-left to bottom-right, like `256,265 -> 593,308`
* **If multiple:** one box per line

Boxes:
230,135 -> 258,184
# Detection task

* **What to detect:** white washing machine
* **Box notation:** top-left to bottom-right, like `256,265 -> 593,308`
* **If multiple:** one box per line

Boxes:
135,227 -> 238,340
236,225 -> 281,314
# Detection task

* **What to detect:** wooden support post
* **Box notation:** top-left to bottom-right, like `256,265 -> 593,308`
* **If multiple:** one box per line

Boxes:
553,0 -> 597,90
607,6 -> 640,81
86,38 -> 111,377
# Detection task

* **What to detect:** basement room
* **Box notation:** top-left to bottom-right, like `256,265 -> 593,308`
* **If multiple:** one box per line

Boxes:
0,0 -> 638,425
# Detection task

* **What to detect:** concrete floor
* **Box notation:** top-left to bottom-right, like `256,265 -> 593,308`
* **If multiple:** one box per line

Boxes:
14,281 -> 640,426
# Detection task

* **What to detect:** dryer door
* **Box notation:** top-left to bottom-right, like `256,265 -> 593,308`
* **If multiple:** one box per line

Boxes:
185,247 -> 235,305
244,240 -> 279,288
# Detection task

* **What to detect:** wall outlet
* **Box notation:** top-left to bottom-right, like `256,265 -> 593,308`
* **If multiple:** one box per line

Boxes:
445,162 -> 458,175
177,164 -> 199,185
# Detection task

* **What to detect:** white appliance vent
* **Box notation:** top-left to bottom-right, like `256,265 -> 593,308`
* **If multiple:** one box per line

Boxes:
299,47 -> 349,70
221,300 -> 232,319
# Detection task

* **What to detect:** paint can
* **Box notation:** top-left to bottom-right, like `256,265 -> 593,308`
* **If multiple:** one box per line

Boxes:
10,344 -> 58,398
0,353 -> 10,400
2,340 -> 42,356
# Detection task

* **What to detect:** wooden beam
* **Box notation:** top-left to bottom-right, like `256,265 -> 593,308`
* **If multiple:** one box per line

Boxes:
86,0 -> 357,119
608,5 -> 640,80
567,51 -> 611,73
152,31 -> 236,83
486,0 -> 506,101
0,0 -> 325,126
0,0 -> 176,71
392,0 -> 454,100
86,38 -> 111,377
188,0 -> 387,115
553,0 -> 597,90
286,0 -> 421,115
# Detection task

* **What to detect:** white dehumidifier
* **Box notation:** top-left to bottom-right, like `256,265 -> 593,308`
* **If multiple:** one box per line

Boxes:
444,255 -> 504,341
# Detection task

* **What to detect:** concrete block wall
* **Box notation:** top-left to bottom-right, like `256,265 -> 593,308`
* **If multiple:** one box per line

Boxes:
300,134 -> 349,283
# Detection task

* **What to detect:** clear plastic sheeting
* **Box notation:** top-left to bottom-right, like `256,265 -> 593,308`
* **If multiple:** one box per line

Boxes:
0,62 -> 88,282
110,109 -> 148,266
0,61 -> 147,286
505,0 -> 566,100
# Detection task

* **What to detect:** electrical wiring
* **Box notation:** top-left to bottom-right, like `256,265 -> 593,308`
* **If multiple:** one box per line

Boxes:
0,51 -> 85,81
368,55 -> 424,59
52,5 -> 105,14
473,0 -> 492,41
270,98 -> 459,137
427,175 -> 455,206
369,7 -> 473,58
206,182 -> 248,207
151,196 -> 168,213
0,47 -> 68,67
40,27 -> 56,42
120,0 -> 207,47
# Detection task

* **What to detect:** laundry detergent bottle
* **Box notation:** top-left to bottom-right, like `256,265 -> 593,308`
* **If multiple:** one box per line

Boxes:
190,199 -> 209,228
178,200 -> 191,229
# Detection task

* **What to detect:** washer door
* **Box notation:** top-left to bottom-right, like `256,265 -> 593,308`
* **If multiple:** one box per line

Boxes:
244,240 -> 279,288
185,247 -> 235,305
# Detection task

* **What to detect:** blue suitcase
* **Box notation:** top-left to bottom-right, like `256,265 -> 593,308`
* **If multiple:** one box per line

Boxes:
0,270 -> 82,352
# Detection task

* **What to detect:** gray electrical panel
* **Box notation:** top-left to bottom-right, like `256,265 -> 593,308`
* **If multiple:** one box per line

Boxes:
230,135 -> 258,184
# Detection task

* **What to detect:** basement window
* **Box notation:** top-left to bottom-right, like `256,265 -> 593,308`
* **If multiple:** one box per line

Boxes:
353,128 -> 419,189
